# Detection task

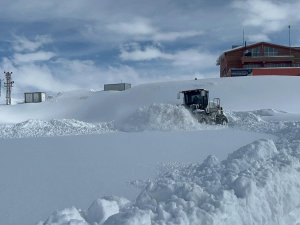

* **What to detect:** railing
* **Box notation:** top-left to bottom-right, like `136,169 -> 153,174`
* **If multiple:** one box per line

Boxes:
242,55 -> 295,63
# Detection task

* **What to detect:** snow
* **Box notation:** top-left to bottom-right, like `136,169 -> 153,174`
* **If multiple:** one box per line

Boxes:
115,103 -> 206,132
86,196 -> 130,224
0,119 -> 114,138
0,76 -> 300,225
1,76 -> 300,124
37,207 -> 88,225
39,138 -> 300,225
0,128 -> 268,225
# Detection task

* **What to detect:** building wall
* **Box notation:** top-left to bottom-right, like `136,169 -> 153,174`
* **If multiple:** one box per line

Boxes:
252,68 -> 300,76
24,92 -> 46,103
104,83 -> 131,91
219,42 -> 300,77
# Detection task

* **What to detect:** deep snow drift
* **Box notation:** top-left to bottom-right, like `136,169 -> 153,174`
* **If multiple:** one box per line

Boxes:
1,76 -> 300,225
37,111 -> 300,225
109,139 -> 300,225
1,76 -> 300,124
0,103 -> 212,139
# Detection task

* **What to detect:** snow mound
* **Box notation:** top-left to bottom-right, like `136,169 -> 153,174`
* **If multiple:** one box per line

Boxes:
0,103 -> 219,138
227,110 -> 271,132
86,196 -> 130,225
227,110 -> 300,141
37,207 -> 88,225
0,119 -> 115,138
39,139 -> 300,225
116,103 -> 214,132
251,109 -> 286,117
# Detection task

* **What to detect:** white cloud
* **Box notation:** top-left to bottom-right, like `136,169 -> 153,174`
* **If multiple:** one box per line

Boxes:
13,51 -> 56,63
120,43 -> 217,70
1,36 -> 144,94
0,57 -> 77,93
16,64 -> 76,92
53,59 -> 142,87
106,19 -> 203,42
247,34 -> 271,42
232,0 -> 300,33
120,45 -> 170,61
0,34 -> 145,94
153,31 -> 203,42
107,19 -> 156,36
12,35 -> 52,52
170,49 -> 217,69
0,56 -> 144,94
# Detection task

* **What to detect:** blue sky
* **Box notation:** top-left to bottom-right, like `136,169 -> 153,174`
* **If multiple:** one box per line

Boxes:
0,0 -> 300,93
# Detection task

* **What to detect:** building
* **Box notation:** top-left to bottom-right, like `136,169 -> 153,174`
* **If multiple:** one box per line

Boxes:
24,92 -> 46,103
104,83 -> 131,91
217,42 -> 300,77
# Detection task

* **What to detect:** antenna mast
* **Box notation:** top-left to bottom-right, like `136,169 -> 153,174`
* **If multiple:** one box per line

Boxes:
4,71 -> 14,105
243,28 -> 245,45
288,25 -> 291,55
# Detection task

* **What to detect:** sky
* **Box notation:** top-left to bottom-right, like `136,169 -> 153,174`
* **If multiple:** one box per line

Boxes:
0,0 -> 300,94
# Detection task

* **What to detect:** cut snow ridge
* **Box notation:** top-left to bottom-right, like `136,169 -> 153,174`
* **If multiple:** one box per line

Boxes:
0,104 -> 220,138
39,139 -> 300,225
0,119 -> 115,138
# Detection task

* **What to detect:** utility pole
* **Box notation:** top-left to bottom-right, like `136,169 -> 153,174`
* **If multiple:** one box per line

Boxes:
4,72 -> 14,105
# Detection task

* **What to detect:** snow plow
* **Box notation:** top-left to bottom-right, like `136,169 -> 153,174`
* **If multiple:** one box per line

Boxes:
177,89 -> 228,125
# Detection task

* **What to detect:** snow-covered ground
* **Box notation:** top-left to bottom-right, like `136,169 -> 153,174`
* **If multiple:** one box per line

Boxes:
1,76 -> 300,225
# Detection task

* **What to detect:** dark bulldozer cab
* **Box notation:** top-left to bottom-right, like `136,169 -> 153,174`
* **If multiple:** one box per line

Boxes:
180,89 -> 209,110
177,89 -> 228,125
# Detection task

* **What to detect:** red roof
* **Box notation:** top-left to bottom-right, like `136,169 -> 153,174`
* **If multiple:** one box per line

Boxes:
223,42 -> 300,54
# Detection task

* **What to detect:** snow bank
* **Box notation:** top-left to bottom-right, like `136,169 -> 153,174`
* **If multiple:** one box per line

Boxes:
1,76 -> 300,124
226,110 -> 276,133
115,103 -> 215,132
227,110 -> 300,141
37,197 -> 130,225
37,207 -> 88,225
38,139 -> 300,225
0,119 -> 115,138
0,104 -> 222,138
86,196 -> 130,225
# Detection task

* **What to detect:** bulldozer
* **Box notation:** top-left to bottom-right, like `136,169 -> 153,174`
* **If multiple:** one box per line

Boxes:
177,88 -> 228,125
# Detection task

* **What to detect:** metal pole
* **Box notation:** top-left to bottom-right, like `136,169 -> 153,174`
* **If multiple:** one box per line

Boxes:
243,28 -> 245,46
4,72 -> 14,105
288,25 -> 291,55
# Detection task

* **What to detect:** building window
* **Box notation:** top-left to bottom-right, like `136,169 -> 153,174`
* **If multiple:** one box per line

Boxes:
250,47 -> 261,57
265,63 -> 291,67
243,64 -> 262,68
264,47 -> 279,56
